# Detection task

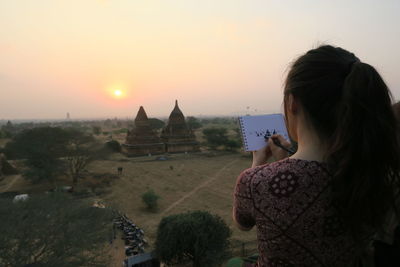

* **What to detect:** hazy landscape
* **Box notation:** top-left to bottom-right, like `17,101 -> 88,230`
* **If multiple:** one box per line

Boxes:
0,117 -> 259,266
2,1 -> 400,266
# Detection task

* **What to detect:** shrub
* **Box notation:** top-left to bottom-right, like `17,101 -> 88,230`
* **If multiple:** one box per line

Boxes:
141,189 -> 160,211
105,140 -> 121,152
224,139 -> 241,151
202,127 -> 229,149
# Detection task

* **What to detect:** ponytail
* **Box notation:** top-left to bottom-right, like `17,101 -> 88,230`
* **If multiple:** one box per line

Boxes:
327,62 -> 400,240
285,45 -> 400,241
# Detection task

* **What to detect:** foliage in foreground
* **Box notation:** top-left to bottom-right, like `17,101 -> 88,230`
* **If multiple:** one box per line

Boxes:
0,193 -> 113,267
155,210 -> 231,267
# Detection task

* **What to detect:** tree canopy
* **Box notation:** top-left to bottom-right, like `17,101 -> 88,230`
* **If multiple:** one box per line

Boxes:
202,127 -> 242,151
155,210 -> 231,267
3,127 -> 100,185
186,116 -> 202,130
105,140 -> 121,153
0,193 -> 113,267
4,127 -> 72,183
202,127 -> 229,149
148,118 -> 166,130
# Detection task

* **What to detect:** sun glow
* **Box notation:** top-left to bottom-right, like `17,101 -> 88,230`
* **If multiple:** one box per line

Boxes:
107,84 -> 128,99
114,89 -> 122,97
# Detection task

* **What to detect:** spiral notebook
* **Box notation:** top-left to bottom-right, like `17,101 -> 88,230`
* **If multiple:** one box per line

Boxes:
238,114 -> 289,152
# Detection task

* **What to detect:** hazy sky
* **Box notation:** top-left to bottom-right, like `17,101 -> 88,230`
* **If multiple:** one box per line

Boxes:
1,0 -> 399,120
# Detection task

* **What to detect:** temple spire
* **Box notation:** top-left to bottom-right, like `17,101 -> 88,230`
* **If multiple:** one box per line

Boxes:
160,100 -> 199,153
135,106 -> 148,121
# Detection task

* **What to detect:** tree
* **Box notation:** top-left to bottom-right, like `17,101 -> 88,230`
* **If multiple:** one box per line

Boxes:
186,116 -> 202,130
148,118 -> 166,130
3,127 -> 99,186
1,121 -> 15,138
202,127 -> 229,149
155,211 -> 231,267
4,127 -> 72,184
224,139 -> 241,151
141,189 -> 160,211
105,140 -> 121,153
0,193 -> 113,267
64,129 -> 98,186
0,130 -> 6,139
92,126 -> 102,135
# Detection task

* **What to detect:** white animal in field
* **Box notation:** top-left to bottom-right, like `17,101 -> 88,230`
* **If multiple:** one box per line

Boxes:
13,194 -> 29,203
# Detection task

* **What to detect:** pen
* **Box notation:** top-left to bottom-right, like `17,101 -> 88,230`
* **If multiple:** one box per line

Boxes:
264,135 -> 295,155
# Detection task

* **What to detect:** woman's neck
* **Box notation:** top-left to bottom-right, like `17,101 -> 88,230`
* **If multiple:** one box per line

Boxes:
290,121 -> 327,162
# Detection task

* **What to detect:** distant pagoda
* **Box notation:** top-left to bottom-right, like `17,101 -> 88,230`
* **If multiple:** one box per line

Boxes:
122,106 -> 165,156
161,100 -> 199,153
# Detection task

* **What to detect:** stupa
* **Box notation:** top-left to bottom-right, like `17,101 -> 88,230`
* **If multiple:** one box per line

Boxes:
161,100 -> 199,153
122,106 -> 165,156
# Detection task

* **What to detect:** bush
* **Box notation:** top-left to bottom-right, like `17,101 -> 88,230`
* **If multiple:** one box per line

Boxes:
105,140 -> 121,152
141,189 -> 160,211
224,139 -> 241,151
155,210 -> 231,267
202,127 -> 229,149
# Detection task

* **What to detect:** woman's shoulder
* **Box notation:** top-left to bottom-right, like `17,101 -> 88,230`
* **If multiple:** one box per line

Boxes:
239,158 -> 328,183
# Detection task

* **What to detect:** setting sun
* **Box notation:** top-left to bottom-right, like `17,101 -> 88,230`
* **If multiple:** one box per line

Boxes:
108,85 -> 128,99
114,90 -> 122,97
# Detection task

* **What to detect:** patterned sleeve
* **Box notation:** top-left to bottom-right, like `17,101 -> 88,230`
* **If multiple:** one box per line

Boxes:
233,168 -> 256,229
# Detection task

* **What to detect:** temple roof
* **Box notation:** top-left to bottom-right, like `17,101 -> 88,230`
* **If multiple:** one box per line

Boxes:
135,106 -> 149,121
126,106 -> 161,145
169,100 -> 185,121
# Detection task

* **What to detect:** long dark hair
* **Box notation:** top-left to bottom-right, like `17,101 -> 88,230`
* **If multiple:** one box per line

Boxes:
284,45 -> 400,240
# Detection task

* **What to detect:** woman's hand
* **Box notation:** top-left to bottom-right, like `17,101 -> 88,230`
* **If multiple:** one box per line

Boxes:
252,143 -> 272,168
268,134 -> 291,161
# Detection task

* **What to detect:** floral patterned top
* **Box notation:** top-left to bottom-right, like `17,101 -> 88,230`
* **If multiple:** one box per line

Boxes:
233,158 -> 366,267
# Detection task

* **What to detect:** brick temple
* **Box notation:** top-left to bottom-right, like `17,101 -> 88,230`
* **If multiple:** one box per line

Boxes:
122,106 -> 165,156
123,101 -> 199,156
161,100 -> 199,153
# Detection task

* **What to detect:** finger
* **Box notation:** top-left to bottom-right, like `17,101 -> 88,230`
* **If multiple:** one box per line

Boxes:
258,144 -> 270,154
271,134 -> 291,147
267,136 -> 275,147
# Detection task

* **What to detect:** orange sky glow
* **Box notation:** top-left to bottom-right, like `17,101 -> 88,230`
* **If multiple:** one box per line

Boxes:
1,0 -> 400,120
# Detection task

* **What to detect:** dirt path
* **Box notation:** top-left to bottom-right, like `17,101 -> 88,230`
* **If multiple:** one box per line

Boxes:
177,163 -> 185,172
1,175 -> 20,193
160,158 -> 239,216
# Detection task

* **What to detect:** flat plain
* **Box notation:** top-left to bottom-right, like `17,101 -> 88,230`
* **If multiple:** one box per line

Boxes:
0,151 -> 258,266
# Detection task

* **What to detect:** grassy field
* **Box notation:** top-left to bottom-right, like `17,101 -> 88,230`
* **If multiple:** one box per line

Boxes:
0,151 -> 258,266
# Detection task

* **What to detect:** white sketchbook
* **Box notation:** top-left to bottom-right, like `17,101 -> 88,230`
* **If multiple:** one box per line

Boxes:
238,114 -> 289,152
